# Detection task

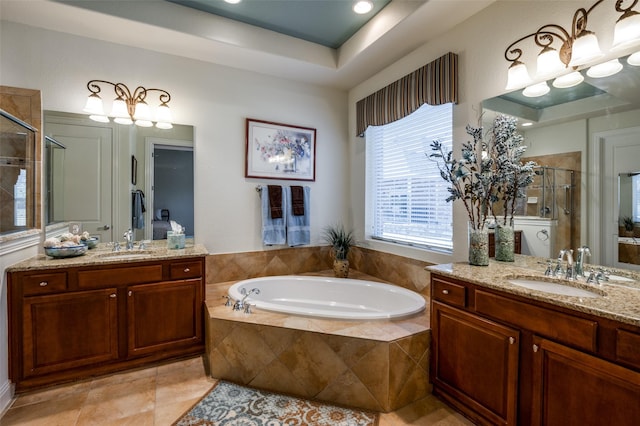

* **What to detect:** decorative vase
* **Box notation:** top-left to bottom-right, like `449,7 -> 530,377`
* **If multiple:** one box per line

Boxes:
494,222 -> 515,262
468,223 -> 489,266
333,259 -> 349,278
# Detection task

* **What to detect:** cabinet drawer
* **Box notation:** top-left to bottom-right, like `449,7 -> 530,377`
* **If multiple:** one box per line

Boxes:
432,277 -> 466,308
616,328 -> 640,370
169,261 -> 202,280
475,290 -> 598,352
22,272 -> 67,296
78,265 -> 163,288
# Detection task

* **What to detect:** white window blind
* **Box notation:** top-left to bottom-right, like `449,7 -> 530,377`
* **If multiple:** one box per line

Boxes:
366,103 -> 453,251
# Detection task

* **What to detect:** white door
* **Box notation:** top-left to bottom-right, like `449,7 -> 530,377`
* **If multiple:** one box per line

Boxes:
600,127 -> 640,269
47,123 -> 114,242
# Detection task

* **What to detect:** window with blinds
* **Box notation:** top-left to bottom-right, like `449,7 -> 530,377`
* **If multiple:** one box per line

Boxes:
366,103 -> 453,251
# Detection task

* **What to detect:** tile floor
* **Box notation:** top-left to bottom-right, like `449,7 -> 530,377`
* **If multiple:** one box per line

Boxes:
0,356 -> 474,425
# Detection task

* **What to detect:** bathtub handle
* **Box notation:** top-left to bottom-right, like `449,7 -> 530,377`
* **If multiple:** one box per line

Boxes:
244,303 -> 255,314
222,295 -> 233,307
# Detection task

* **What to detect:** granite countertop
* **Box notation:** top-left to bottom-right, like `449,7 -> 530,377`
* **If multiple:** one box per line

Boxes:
427,255 -> 640,327
6,240 -> 208,272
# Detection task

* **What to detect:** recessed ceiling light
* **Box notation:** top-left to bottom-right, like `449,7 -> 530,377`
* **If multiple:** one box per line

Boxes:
353,0 -> 373,14
224,0 -> 242,4
521,122 -> 533,127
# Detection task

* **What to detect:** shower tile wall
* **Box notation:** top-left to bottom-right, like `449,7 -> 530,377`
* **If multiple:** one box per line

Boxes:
0,86 -> 42,232
523,151 -> 581,251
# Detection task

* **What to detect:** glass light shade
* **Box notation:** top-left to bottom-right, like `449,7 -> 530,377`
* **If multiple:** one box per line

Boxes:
522,81 -> 550,97
353,0 -> 373,14
133,100 -> 151,121
586,59 -> 623,78
569,32 -> 603,67
553,71 -> 584,88
89,115 -> 109,123
612,12 -> 640,51
135,119 -> 153,127
156,103 -> 173,124
110,98 -> 130,119
505,61 -> 532,90
628,51 -> 640,66
114,117 -> 133,125
155,121 -> 173,130
83,94 -> 105,115
536,47 -> 565,78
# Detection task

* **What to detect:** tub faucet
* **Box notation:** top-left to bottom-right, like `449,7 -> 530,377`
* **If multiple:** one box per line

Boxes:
123,228 -> 134,250
232,288 -> 260,311
575,246 -> 591,278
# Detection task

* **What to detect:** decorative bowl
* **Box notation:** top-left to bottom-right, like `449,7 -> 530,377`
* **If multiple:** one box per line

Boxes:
82,237 -> 99,249
44,245 -> 87,258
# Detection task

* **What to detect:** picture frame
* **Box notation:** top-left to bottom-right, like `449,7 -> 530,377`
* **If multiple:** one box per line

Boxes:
245,118 -> 316,181
131,155 -> 137,186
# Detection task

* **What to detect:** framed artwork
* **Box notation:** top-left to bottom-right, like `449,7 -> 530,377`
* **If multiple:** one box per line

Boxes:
245,118 -> 316,181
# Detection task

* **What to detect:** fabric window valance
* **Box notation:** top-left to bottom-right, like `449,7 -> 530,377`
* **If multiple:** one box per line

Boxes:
355,52 -> 458,136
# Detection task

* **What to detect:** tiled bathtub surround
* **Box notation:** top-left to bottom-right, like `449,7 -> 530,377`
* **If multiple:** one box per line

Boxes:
204,271 -> 431,413
205,248 -> 433,412
205,246 -> 432,295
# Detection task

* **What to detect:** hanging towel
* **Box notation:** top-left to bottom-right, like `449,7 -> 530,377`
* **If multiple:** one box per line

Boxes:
287,185 -> 310,247
261,185 -> 286,245
267,185 -> 283,219
132,190 -> 145,229
290,185 -> 305,216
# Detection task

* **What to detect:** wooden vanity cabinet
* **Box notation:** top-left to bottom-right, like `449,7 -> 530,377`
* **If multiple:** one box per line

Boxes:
8,256 -> 205,391
430,273 -> 640,426
432,301 -> 519,425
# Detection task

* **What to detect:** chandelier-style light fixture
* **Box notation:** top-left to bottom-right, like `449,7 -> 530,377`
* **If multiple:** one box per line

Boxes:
83,80 -> 173,129
504,0 -> 640,94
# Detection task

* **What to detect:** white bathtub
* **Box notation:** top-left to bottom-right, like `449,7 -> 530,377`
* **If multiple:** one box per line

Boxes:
228,275 -> 426,320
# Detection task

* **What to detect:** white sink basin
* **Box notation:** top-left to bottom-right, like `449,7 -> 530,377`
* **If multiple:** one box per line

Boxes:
507,278 -> 603,298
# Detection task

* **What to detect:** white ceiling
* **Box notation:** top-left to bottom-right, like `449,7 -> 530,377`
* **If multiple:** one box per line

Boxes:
1,0 -> 496,90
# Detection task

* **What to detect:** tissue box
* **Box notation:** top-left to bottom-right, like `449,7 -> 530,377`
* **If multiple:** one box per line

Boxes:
167,231 -> 185,249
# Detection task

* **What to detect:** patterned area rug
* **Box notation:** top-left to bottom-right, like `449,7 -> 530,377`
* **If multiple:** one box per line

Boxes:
173,380 -> 379,426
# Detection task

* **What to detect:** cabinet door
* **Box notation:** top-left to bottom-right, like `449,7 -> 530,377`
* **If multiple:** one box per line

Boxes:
531,336 -> 640,426
23,288 -> 119,377
127,279 -> 203,357
432,301 -> 519,426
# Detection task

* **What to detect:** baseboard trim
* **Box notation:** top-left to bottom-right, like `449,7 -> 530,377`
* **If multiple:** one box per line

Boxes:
0,379 -> 14,416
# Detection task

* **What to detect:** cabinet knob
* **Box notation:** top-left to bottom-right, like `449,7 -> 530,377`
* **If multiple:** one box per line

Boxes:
184,268 -> 190,273
509,337 -> 516,345
533,344 -> 539,352
128,290 -> 132,297
442,289 -> 449,295
110,293 -> 117,298
39,281 -> 48,287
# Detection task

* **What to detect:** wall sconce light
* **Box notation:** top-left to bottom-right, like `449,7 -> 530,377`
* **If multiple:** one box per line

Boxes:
504,0 -> 640,93
83,80 -> 173,129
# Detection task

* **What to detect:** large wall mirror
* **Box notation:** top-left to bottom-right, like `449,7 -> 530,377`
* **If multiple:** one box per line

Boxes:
44,111 -> 194,243
483,54 -> 640,269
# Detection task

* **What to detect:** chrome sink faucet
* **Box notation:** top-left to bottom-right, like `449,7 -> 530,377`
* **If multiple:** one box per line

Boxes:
559,249 -> 575,280
123,228 -> 134,250
575,246 -> 591,278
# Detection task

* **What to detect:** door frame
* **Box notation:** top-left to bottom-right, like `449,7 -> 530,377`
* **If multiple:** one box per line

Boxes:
143,138 -> 194,241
